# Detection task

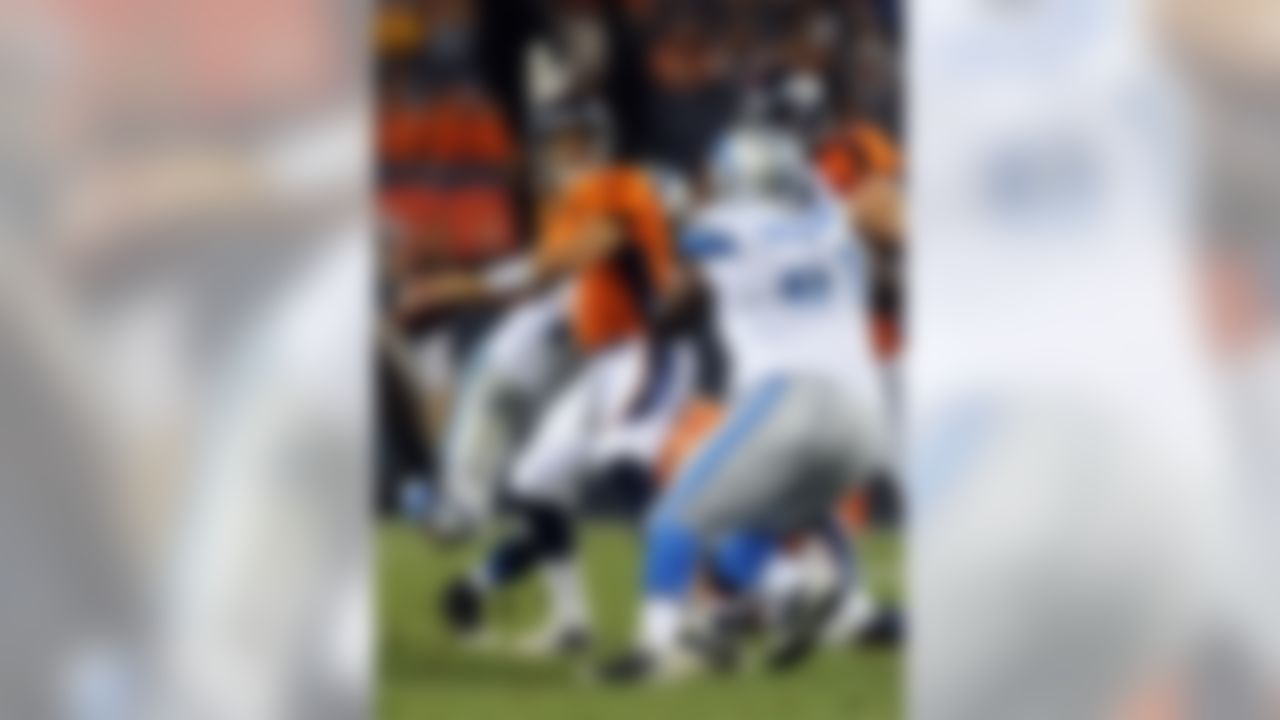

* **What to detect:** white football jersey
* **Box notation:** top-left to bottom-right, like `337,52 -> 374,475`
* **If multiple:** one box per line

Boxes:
685,185 -> 883,408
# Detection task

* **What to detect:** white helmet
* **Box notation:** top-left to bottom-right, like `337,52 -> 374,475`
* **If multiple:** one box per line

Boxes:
707,125 -> 814,201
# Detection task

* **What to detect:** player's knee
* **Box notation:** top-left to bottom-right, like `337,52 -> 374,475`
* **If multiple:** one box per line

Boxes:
513,498 -> 575,559
594,458 -> 656,517
508,444 -> 581,505
506,467 -> 557,510
709,531 -> 775,595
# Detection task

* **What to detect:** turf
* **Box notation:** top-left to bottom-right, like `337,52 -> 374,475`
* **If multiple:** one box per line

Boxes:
378,522 -> 902,720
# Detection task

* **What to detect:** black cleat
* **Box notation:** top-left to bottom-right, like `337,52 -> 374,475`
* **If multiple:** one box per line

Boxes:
766,589 -> 843,673
557,626 -> 593,656
854,606 -> 904,649
439,578 -> 484,637
683,614 -> 747,674
596,645 -> 707,686
597,649 -> 656,686
514,623 -> 593,658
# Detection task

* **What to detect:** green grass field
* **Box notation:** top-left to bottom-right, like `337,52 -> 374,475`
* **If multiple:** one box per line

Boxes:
378,522 -> 902,720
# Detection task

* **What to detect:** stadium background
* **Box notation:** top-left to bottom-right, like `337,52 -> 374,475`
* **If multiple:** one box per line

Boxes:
375,1 -> 904,717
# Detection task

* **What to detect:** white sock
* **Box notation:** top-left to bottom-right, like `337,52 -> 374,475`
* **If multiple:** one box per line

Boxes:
638,598 -> 683,654
543,558 -> 589,630
823,585 -> 877,645
843,586 -> 878,631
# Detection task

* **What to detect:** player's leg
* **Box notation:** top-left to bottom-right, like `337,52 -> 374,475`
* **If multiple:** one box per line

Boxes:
601,377 -> 797,682
591,340 -> 695,472
429,295 -> 575,541
472,339 -> 688,654
809,507 -> 905,651
440,359 -> 598,648
605,375 -> 875,682
691,529 -> 781,666
425,351 -> 519,541
765,386 -> 898,668
581,338 -> 698,526
708,530 -> 777,596
764,516 -> 862,670
696,516 -> 862,673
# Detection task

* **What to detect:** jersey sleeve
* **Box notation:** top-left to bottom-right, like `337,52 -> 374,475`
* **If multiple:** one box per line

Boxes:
616,169 -> 678,289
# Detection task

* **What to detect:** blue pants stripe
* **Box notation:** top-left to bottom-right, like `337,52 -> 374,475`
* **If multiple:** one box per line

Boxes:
643,378 -> 788,597
653,377 -> 788,524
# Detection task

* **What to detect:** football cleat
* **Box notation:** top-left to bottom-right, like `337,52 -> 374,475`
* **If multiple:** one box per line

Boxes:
439,578 -> 485,638
853,606 -> 904,649
766,586 -> 843,672
596,638 -> 720,687
513,622 -> 593,659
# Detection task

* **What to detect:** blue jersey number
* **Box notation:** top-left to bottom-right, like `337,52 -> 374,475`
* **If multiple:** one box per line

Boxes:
779,265 -> 832,305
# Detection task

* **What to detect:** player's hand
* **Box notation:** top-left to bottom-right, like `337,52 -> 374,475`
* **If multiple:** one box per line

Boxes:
851,176 -> 903,249
395,272 -> 476,323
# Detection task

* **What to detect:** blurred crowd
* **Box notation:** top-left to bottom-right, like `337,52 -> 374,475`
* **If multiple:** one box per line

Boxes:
377,0 -> 899,267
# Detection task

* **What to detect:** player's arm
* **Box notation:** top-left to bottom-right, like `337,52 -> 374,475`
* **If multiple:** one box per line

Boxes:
652,262 -> 706,331
653,261 -> 727,397
396,215 -> 624,321
850,176 -> 904,250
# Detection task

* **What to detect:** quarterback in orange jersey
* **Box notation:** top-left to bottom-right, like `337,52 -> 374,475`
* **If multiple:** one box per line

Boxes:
398,104 -> 676,341
402,101 -> 696,656
536,164 -> 677,351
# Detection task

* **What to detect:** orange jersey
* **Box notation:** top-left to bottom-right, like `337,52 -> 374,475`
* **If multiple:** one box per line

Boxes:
537,167 -> 676,351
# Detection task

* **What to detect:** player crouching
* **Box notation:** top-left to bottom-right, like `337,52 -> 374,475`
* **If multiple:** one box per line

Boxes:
599,125 -> 894,685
